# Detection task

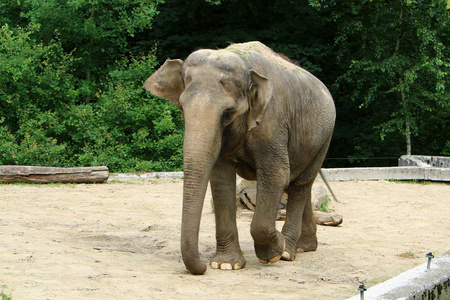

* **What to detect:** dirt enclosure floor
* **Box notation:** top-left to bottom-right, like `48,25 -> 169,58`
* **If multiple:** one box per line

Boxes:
1,178 -> 449,299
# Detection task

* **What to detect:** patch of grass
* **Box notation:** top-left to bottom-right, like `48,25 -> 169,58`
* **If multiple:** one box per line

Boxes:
367,275 -> 392,287
47,182 -> 77,188
1,285 -> 12,300
1,293 -> 12,300
387,179 -> 432,185
0,182 -> 30,186
318,196 -> 334,213
106,179 -> 140,184
0,182 -> 76,187
397,251 -> 417,259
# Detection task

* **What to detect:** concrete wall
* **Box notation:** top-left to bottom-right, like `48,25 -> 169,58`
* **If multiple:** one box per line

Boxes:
321,155 -> 450,182
321,166 -> 450,182
109,156 -> 450,182
399,155 -> 450,168
110,167 -> 450,183
347,251 -> 450,300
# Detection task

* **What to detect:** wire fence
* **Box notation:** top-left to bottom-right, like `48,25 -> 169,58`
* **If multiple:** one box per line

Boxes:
323,157 -> 400,168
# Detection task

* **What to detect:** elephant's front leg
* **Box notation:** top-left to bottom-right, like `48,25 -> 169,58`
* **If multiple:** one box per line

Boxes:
210,159 -> 246,270
251,163 -> 289,264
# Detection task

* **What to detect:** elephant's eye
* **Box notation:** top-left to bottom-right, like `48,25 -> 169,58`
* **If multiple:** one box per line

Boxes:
221,107 -> 235,124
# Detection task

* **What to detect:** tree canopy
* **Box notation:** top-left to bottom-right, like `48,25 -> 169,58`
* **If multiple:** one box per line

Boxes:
0,0 -> 449,171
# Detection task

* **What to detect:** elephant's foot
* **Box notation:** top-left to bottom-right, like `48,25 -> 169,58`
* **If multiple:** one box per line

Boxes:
280,239 -> 297,261
210,252 -> 246,270
258,240 -> 285,264
254,231 -> 285,264
281,237 -> 317,261
296,237 -> 318,253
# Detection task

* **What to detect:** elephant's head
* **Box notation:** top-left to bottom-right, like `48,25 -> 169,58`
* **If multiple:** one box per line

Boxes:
145,49 -> 272,274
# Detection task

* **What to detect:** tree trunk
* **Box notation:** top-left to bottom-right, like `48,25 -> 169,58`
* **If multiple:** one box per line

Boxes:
394,5 -> 412,155
399,76 -> 412,155
405,121 -> 412,155
0,166 -> 109,183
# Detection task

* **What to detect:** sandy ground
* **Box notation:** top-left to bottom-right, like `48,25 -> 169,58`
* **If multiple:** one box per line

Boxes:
0,178 -> 449,299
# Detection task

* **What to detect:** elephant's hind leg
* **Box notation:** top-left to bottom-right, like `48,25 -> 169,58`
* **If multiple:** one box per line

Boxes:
296,196 -> 318,253
281,138 -> 331,261
280,180 -> 316,261
210,160 -> 246,270
282,134 -> 333,260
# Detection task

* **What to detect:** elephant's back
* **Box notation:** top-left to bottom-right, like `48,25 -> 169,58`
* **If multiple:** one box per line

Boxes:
227,41 -> 308,74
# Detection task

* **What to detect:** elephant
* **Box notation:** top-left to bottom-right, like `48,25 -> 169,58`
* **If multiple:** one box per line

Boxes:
145,41 -> 336,275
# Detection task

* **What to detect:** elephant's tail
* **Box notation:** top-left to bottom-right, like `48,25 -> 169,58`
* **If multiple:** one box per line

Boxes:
319,170 -> 339,203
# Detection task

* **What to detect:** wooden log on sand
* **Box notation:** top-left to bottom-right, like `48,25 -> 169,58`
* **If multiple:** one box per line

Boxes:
277,210 -> 343,226
0,166 -> 109,183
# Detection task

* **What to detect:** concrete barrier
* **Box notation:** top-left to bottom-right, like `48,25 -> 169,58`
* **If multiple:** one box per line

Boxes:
109,167 -> 450,182
109,155 -> 450,182
108,172 -> 184,182
399,155 -> 450,168
321,167 -> 450,182
347,251 -> 450,300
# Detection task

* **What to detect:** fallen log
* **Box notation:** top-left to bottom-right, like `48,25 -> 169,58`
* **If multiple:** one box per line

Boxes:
242,209 -> 343,226
277,210 -> 343,226
0,165 -> 109,183
312,211 -> 343,226
236,178 -> 329,211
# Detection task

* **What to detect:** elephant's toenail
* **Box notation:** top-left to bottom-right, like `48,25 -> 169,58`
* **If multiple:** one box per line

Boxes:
233,263 -> 242,270
220,263 -> 232,270
258,258 -> 269,264
282,251 -> 291,260
210,262 -> 219,269
269,254 -> 282,263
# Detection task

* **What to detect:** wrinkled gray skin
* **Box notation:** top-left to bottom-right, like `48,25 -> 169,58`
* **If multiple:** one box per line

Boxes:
145,42 -> 335,275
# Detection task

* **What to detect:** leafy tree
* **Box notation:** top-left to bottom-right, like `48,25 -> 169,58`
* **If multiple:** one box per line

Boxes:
328,0 -> 450,157
6,0 -> 162,102
0,24 -> 77,165
1,0 -> 449,171
140,0 -> 335,78
72,54 -> 184,171
0,14 -> 184,171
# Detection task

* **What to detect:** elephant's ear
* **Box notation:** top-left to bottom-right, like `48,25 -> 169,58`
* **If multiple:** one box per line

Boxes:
247,69 -> 273,131
144,59 -> 184,107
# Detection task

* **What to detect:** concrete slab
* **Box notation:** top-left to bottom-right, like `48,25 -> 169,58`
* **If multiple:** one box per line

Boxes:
399,155 -> 450,168
108,172 -> 184,182
109,164 -> 450,183
347,251 -> 450,300
321,167 -> 450,182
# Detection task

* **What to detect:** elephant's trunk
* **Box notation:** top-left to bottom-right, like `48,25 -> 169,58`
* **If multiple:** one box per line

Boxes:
181,118 -> 221,275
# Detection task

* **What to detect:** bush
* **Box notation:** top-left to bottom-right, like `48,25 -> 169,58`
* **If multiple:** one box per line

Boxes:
0,24 -> 184,172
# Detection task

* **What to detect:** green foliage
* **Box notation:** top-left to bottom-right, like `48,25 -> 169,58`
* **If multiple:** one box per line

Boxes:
1,0 -> 448,171
0,123 -> 18,164
0,23 -> 78,121
318,196 -> 334,213
0,285 -> 12,300
142,0 -> 334,78
143,0 -> 448,166
73,55 -> 184,172
1,292 -> 12,300
328,0 -> 450,159
0,20 -> 183,172
16,0 -> 162,87
63,54 -> 183,172
0,24 -> 76,166
443,141 -> 450,155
